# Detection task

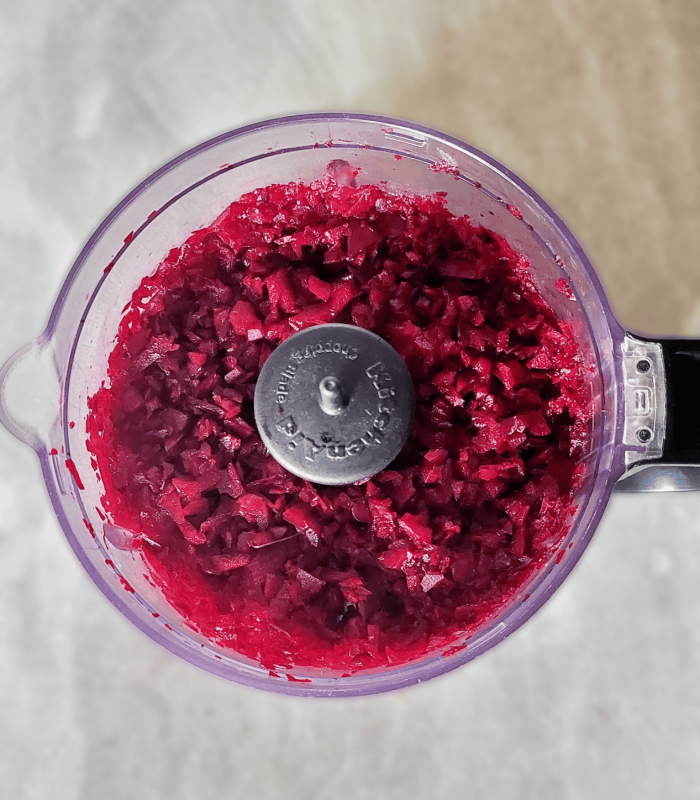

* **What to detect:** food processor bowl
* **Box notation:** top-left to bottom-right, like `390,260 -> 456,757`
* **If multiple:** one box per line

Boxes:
0,113 -> 689,696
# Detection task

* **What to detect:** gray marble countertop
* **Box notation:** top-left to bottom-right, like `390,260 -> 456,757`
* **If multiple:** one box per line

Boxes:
3,2 -> 700,798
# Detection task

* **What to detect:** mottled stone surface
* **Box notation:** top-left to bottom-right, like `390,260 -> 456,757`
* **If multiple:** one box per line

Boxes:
2,2 -> 700,797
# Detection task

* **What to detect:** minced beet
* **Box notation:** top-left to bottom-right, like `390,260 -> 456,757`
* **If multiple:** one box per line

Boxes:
87,169 -> 591,673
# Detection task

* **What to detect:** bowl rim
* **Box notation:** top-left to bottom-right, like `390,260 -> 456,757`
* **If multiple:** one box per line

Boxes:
40,112 -> 626,696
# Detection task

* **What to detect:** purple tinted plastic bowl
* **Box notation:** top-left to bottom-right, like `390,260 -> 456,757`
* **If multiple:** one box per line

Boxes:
0,113 -> 631,696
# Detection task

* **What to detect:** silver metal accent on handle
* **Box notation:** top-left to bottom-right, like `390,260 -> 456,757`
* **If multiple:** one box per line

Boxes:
615,464 -> 700,492
620,334 -> 665,468
616,333 -> 700,492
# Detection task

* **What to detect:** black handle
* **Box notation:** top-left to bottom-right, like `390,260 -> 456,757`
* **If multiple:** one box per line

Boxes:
659,339 -> 700,464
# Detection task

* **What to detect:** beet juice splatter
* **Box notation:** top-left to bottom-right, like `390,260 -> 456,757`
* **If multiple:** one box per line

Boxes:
87,170 -> 591,673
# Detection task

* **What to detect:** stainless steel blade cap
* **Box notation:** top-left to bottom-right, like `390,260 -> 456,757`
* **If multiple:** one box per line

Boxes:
254,323 -> 416,485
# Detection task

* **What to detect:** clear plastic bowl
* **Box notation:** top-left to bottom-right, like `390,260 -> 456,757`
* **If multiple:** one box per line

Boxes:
0,113 -> 630,696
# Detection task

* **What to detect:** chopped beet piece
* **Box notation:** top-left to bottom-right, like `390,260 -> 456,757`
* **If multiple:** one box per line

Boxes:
229,300 -> 264,341
87,174 -> 592,675
65,459 -> 84,490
